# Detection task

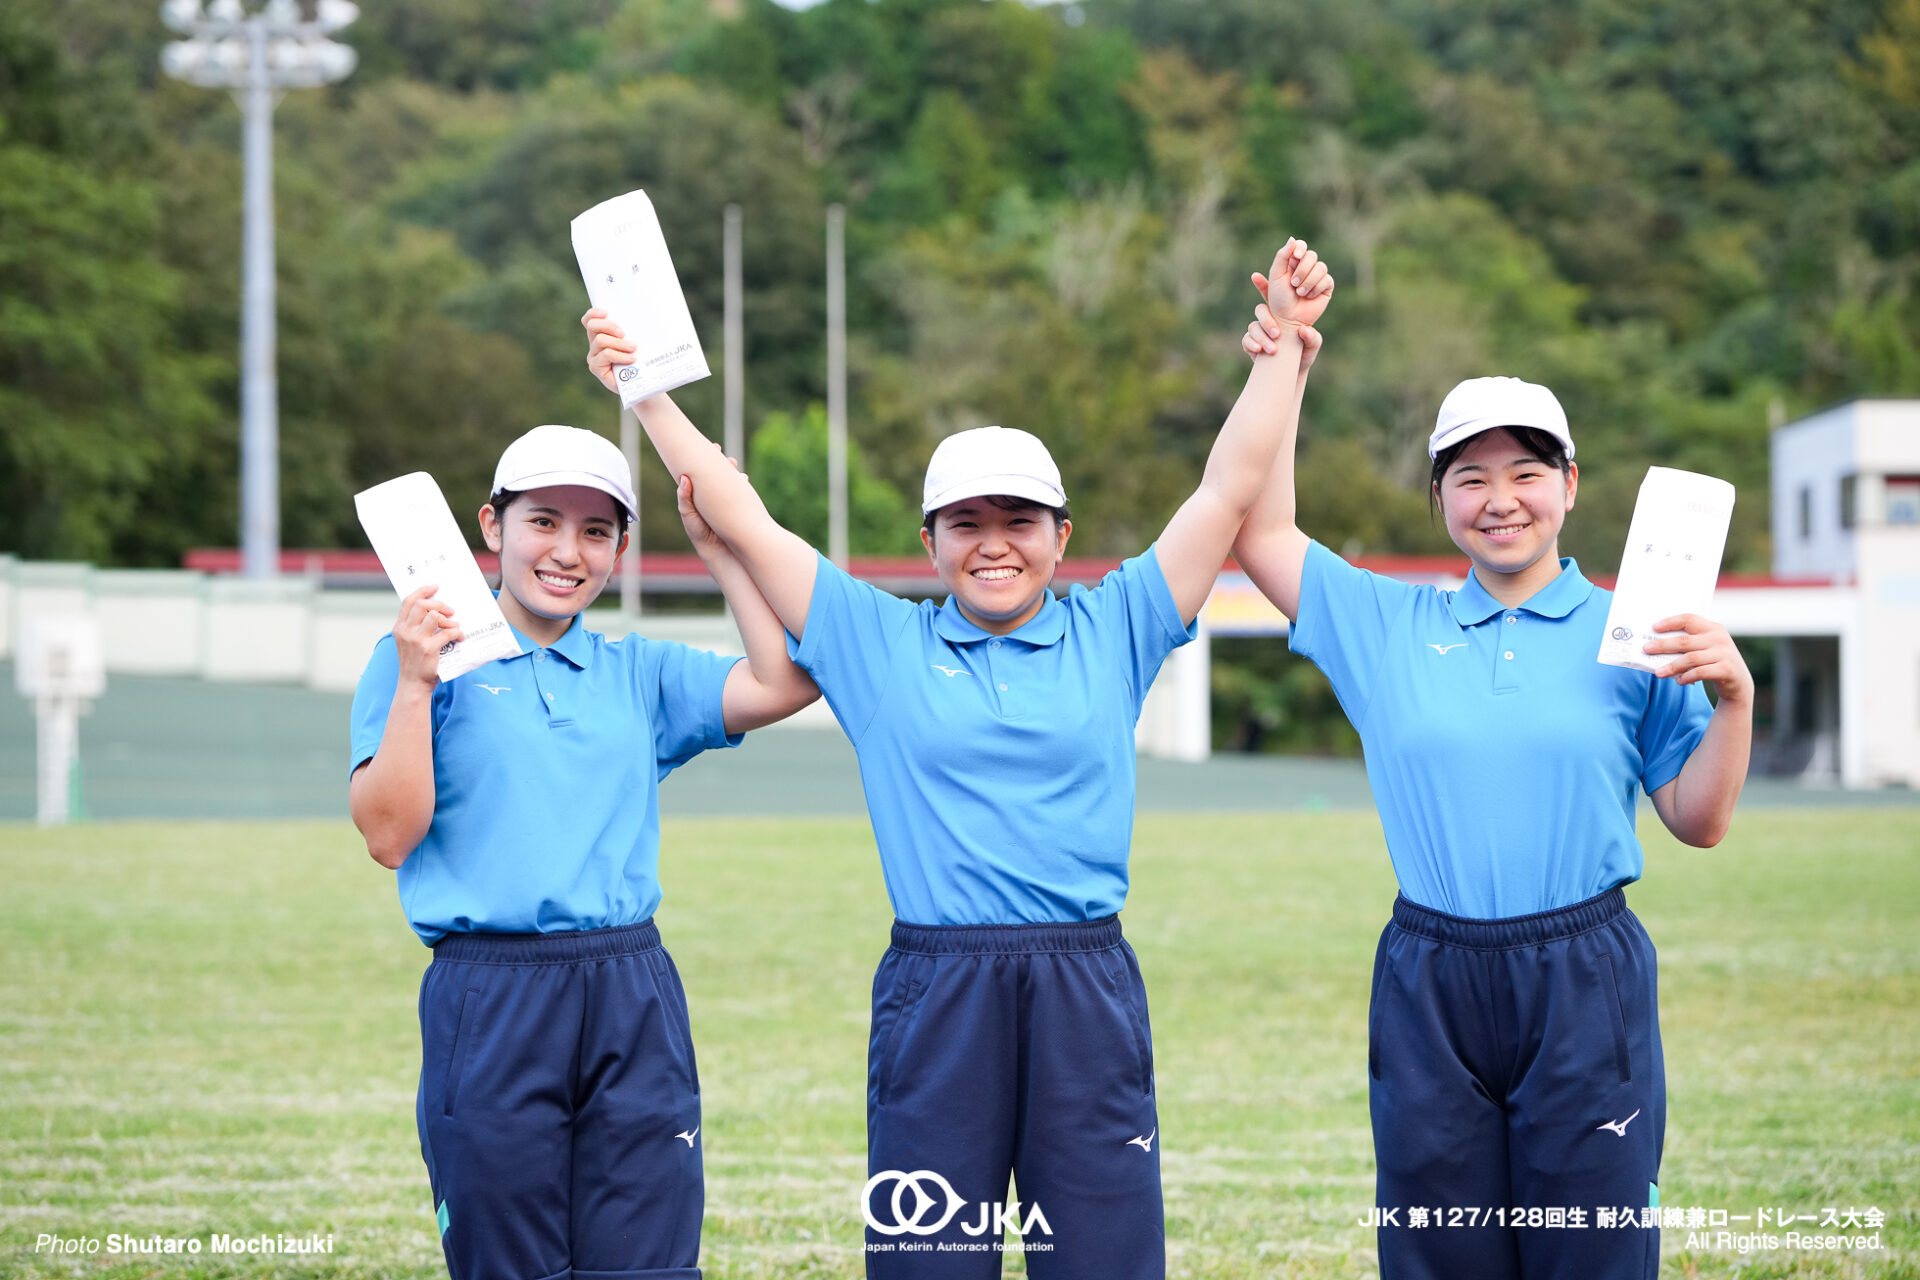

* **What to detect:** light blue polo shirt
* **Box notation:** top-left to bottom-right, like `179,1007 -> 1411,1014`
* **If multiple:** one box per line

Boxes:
789,548 -> 1195,925
349,615 -> 741,945
1290,540 -> 1711,918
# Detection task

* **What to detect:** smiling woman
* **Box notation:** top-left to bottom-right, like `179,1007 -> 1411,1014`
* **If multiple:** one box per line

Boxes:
482,485 -> 626,641
342,422 -> 818,1280
583,236 -> 1334,1280
1227,350 -> 1756,1280
917,428 -> 1073,633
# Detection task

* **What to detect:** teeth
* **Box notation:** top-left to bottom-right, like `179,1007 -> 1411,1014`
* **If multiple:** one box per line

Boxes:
537,572 -> 581,588
1483,525 -> 1527,536
973,567 -> 1019,580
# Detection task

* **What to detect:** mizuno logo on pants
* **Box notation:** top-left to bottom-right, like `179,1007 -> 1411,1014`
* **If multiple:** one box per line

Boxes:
1596,1108 -> 1640,1137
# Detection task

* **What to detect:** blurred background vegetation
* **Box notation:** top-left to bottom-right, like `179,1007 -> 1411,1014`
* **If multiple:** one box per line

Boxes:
3,0 -> 1910,746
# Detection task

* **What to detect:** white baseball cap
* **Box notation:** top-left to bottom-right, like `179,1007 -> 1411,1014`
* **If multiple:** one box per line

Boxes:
492,424 -> 639,523
922,426 -> 1067,514
1428,377 -> 1575,460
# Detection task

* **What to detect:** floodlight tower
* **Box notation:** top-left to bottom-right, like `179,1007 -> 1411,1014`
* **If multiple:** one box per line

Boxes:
160,0 -> 359,579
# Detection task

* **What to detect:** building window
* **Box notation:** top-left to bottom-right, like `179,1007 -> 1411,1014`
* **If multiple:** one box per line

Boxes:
1839,474 -> 1857,530
1799,485 -> 1812,540
1888,476 -> 1920,526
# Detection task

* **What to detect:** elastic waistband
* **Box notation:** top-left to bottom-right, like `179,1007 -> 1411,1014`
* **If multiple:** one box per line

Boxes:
431,919 -> 662,965
889,915 -> 1123,956
1390,888 -> 1627,951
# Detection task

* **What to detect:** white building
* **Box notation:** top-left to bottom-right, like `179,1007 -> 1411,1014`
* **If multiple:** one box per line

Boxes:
1760,399 -> 1920,788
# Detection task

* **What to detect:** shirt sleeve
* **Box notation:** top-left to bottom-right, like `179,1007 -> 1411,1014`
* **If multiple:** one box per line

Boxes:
1287,539 -> 1419,728
786,551 -> 919,743
1081,545 -> 1198,715
348,634 -> 400,779
1637,671 -> 1714,794
642,640 -> 746,780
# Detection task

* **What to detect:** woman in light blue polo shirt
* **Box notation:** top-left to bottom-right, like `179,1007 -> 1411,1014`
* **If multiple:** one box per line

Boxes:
1235,311 -> 1753,1280
583,241 -> 1334,1278
348,424 -> 819,1280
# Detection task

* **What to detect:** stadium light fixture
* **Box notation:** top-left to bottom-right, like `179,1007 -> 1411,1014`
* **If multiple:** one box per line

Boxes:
160,0 -> 359,579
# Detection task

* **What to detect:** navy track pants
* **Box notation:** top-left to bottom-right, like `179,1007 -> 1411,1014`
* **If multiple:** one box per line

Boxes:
864,916 -> 1165,1280
1369,888 -> 1664,1280
417,920 -> 704,1280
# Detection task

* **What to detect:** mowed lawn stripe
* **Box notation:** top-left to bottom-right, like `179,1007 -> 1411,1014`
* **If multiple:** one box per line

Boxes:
1,811 -> 1914,1278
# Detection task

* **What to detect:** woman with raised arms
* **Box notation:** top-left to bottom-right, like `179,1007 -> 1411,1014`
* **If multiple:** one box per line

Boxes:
1234,304 -> 1752,1280
583,240 -> 1332,1280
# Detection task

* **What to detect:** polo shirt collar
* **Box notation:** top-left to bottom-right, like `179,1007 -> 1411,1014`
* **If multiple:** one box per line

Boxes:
1448,557 -> 1593,626
506,613 -> 595,669
933,591 -> 1067,646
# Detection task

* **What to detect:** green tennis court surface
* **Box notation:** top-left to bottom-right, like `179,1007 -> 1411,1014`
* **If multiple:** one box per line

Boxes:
3,666 -> 1913,822
2,812 -> 1915,1278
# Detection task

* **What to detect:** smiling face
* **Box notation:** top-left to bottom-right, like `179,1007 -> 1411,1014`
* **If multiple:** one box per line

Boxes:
479,484 -> 628,646
920,497 -> 1072,635
1434,427 -> 1578,594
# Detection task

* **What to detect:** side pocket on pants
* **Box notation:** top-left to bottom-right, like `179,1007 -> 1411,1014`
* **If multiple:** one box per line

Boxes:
1099,946 -> 1154,1097
1597,953 -> 1633,1083
873,963 -> 927,1108
651,950 -> 702,1096
1367,929 -> 1390,1081
442,988 -> 481,1117
1119,944 -> 1155,1097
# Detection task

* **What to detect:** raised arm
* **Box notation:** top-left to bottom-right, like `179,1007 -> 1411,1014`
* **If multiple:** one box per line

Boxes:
348,586 -> 456,869
1155,241 -> 1332,623
584,309 -> 818,635
674,473 -> 822,732
1227,294 -> 1325,621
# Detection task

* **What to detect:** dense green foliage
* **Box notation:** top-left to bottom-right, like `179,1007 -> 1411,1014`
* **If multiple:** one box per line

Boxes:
4,0 -> 1914,741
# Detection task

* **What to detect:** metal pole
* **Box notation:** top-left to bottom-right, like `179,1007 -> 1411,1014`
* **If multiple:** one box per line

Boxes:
723,204 -> 744,468
826,204 -> 848,568
620,407 -> 641,618
35,696 -> 78,828
239,19 -> 280,579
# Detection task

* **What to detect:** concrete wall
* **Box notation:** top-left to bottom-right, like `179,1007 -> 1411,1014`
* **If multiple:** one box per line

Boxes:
0,560 -> 839,736
1,558 -> 1218,748
1857,524 -> 1920,788
1772,403 -> 1858,580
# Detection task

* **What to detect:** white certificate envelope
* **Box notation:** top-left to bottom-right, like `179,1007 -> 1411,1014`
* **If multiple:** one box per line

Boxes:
354,472 -> 523,681
1598,466 -> 1736,673
572,189 -> 711,408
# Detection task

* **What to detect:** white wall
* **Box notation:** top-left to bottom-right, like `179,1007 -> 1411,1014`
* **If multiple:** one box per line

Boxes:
93,570 -> 206,675
1772,403 -> 1858,580
0,561 -> 845,733
1857,525 -> 1920,788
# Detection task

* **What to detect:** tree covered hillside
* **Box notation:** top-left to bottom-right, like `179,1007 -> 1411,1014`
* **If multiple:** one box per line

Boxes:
5,0 -> 1913,572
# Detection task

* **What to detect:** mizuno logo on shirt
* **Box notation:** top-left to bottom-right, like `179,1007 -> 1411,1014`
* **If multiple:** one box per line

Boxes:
1426,643 -> 1467,655
930,664 -> 971,678
476,685 -> 511,694
1596,1109 -> 1640,1137
676,1127 -> 699,1147
1127,1130 -> 1155,1152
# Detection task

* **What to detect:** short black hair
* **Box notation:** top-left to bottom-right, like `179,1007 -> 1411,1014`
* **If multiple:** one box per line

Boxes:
1428,426 -> 1571,519
922,493 -> 1071,543
489,488 -> 631,541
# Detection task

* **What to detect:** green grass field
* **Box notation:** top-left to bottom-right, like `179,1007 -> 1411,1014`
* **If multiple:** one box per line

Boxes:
2,812 -> 1915,1279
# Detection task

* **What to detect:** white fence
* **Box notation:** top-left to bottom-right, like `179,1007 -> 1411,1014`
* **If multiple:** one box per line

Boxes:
0,556 -> 1209,755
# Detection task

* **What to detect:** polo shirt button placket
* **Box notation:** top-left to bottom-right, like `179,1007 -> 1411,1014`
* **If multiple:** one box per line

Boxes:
985,638 -> 1014,714
1494,619 -> 1522,694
